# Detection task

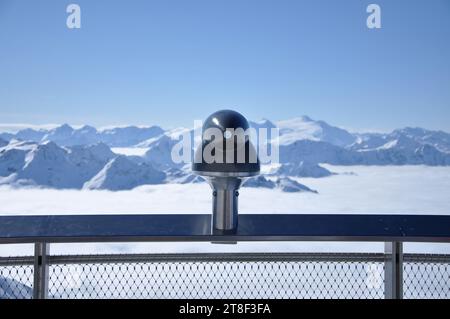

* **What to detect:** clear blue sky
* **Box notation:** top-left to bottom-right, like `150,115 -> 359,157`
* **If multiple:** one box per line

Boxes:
0,0 -> 449,131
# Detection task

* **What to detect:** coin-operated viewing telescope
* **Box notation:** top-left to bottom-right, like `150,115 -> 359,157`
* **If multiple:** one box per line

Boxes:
193,110 -> 260,234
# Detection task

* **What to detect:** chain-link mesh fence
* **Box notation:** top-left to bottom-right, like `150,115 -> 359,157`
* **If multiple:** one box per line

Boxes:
48,259 -> 385,299
1,253 -> 449,299
0,258 -> 34,299
404,254 -> 450,299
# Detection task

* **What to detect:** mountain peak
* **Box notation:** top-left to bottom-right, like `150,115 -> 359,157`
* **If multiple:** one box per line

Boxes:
276,116 -> 356,147
276,177 -> 318,193
78,125 -> 97,132
57,123 -> 74,131
298,115 -> 313,122
250,118 -> 277,130
0,137 -> 7,147
83,155 -> 166,190
40,140 -> 61,149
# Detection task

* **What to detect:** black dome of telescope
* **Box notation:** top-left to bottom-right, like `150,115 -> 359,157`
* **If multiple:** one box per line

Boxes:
203,110 -> 250,135
192,110 -> 260,177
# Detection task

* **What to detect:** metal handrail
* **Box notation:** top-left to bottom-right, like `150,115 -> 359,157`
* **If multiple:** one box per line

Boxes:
1,214 -> 450,243
1,252 -> 448,266
403,253 -> 450,263
46,252 -> 387,264
1,214 -> 449,299
0,256 -> 34,266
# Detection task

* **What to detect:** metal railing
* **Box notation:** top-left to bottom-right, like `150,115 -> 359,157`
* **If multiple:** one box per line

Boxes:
0,214 -> 449,299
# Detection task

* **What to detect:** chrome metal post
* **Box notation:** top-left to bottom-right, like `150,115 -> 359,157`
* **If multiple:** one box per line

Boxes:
33,242 -> 50,299
384,241 -> 403,299
209,176 -> 242,232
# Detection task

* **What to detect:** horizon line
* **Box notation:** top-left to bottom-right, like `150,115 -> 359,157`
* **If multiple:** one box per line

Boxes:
0,121 -> 448,135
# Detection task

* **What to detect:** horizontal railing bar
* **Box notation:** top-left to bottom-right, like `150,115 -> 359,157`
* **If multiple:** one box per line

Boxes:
0,256 -> 34,266
403,253 -> 450,264
46,252 -> 387,264
1,252 -> 449,266
1,214 -> 450,244
2,236 -> 450,244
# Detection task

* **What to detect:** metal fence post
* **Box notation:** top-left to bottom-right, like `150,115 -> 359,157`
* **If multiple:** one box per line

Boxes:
384,241 -> 403,299
33,242 -> 50,299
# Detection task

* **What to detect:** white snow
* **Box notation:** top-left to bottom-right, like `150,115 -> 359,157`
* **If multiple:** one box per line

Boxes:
275,116 -> 356,147
0,124 -> 61,134
112,147 -> 149,156
83,156 -> 166,190
1,118 -> 450,257
275,161 -> 333,178
1,165 -> 448,215
0,165 -> 449,256
377,139 -> 399,150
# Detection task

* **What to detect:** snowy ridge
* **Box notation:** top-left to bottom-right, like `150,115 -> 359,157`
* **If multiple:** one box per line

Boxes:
273,161 -> 334,178
275,116 -> 356,147
1,116 -> 450,191
1,124 -> 164,147
0,138 -> 8,147
242,175 -> 317,193
84,156 -> 166,190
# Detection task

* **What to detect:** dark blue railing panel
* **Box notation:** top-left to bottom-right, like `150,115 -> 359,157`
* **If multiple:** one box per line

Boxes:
0,214 -> 449,243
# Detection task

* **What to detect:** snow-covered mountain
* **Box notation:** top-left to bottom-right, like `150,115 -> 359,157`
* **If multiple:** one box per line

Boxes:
396,127 -> 450,153
0,138 -> 7,147
15,128 -> 47,142
83,156 -> 166,190
41,124 -> 79,146
100,125 -> 164,147
241,175 -> 318,193
0,132 -> 14,142
66,143 -> 118,183
249,119 -> 277,131
1,116 -> 450,191
17,141 -> 82,188
351,127 -> 450,152
278,131 -> 450,166
143,134 -> 184,170
0,140 -> 166,190
273,117 -> 450,166
348,130 -> 450,165
275,177 -> 318,193
274,161 -> 334,178
1,124 -> 164,147
174,173 -> 205,184
0,141 -> 116,188
275,116 -> 356,147
0,140 -> 36,178
279,139 -> 358,165
242,175 -> 276,189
